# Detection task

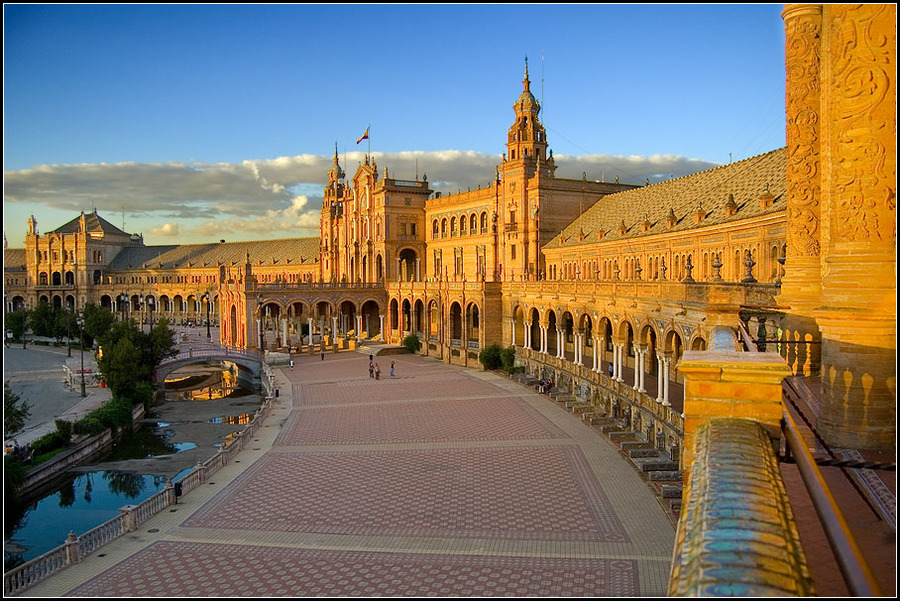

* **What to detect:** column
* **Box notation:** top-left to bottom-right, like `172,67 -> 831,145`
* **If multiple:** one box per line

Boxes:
611,344 -> 619,380
633,348 -> 641,390
307,318 -> 313,345
378,315 -> 384,341
356,314 -> 363,340
656,355 -> 664,403
510,318 -> 516,346
282,318 -> 287,346
638,347 -> 646,393
663,357 -> 671,406
617,344 -> 625,382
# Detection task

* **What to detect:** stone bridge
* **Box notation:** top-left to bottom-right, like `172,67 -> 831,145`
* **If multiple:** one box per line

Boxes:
157,348 -> 263,384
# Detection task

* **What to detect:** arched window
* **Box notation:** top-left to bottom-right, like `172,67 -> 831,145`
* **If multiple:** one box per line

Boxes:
432,220 -> 439,239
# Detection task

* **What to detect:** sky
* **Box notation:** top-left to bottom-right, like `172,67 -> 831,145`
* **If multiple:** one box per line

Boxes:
3,4 -> 787,247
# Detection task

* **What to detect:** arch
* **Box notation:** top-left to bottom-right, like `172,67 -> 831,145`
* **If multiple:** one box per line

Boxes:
469,213 -> 477,234
339,300 -> 357,337
459,214 -> 467,235
39,272 -> 48,286
52,272 -> 62,286
449,302 -> 462,342
376,254 -> 384,281
466,302 -> 480,346
529,308 -> 541,351
390,298 -> 399,332
402,299 -> 412,333
450,216 -> 457,237
414,299 -> 425,334
547,310 -> 558,357
360,300 -> 381,340
432,219 -> 439,239
441,218 -> 447,238
639,323 -> 659,376
65,271 -> 75,286
428,299 -> 441,340
398,248 -> 418,281
480,211 -> 488,233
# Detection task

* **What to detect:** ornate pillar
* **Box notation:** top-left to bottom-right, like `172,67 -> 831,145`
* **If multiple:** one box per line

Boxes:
378,314 -> 384,341
779,3 -> 825,380
510,318 -> 516,347
356,314 -> 363,340
813,4 -> 896,449
663,355 -> 672,406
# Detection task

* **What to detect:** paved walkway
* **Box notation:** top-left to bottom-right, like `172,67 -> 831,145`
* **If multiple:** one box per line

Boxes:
21,351 -> 676,597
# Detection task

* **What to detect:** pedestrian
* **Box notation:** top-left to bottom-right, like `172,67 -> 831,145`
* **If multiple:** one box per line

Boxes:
290,358 -> 294,370
390,361 -> 395,377
375,363 -> 381,380
321,348 -> 325,361
369,361 -> 374,378
607,363 -> 613,378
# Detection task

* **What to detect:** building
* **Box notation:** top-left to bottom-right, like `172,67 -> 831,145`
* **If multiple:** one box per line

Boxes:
5,4 -> 894,454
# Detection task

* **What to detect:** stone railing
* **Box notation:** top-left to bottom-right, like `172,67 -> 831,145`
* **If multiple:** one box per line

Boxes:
668,419 -> 813,596
517,347 -> 685,458
3,389 -> 276,596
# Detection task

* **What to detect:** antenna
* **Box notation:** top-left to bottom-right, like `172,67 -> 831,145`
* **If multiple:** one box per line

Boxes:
541,53 -> 545,116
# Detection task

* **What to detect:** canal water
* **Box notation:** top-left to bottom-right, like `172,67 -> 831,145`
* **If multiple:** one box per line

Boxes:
4,364 -> 262,571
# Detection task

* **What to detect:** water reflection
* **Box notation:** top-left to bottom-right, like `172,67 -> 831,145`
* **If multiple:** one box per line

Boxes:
4,471 -> 170,569
165,366 -> 244,402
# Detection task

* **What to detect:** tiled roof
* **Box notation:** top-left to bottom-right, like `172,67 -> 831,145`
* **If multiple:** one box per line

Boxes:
548,147 -> 786,249
4,249 -> 26,271
107,238 -> 320,270
51,211 -> 131,237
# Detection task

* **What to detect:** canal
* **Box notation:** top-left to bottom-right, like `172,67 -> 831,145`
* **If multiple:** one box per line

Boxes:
4,362 -> 263,570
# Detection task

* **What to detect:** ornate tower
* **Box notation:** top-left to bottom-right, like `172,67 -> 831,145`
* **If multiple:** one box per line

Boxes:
498,59 -> 557,280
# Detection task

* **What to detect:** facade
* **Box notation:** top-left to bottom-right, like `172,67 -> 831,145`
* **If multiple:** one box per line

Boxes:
4,4 -> 894,452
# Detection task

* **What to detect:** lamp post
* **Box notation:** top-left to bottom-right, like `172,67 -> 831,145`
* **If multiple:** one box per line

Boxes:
67,308 -> 72,357
257,294 -> 264,351
147,297 -> 155,329
202,293 -> 211,341
77,312 -> 86,398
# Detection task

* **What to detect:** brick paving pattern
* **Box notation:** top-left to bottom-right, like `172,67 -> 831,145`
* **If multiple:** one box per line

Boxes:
28,352 -> 674,597
68,543 -> 639,597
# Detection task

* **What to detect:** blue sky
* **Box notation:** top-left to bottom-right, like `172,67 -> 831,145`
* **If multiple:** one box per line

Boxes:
4,3 -> 787,246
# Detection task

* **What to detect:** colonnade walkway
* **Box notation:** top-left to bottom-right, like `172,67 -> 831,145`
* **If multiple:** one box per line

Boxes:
23,350 -> 676,597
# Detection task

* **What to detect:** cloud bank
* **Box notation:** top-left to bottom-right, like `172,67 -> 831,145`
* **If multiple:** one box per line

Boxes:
4,151 -> 719,244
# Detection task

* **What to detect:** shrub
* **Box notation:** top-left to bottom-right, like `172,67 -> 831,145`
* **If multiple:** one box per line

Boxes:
500,347 -> 518,373
478,344 -> 503,370
402,334 -> 421,354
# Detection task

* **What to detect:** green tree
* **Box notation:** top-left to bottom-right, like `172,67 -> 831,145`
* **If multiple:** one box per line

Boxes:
402,334 -> 421,354
97,335 -> 143,400
28,301 -> 58,338
5,309 -> 30,340
82,303 -> 116,348
97,318 -> 175,401
57,308 -> 79,345
4,382 -> 31,436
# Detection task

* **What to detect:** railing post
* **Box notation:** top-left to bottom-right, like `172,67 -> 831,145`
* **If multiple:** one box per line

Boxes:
64,531 -> 81,565
120,505 -> 138,533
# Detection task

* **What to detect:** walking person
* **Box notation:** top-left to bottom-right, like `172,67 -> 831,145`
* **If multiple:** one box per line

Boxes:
290,358 -> 294,370
369,359 -> 374,378
321,347 -> 325,361
390,361 -> 395,378
375,363 -> 381,380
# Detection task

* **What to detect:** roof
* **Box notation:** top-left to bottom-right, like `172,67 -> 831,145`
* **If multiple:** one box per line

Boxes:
4,248 -> 27,272
548,147 -> 786,249
51,210 -> 131,237
106,237 -> 320,270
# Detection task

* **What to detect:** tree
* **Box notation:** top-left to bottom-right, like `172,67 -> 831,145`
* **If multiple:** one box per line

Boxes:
28,301 -> 58,338
82,303 -> 115,348
97,317 -> 176,401
4,382 -> 31,436
5,309 -> 30,340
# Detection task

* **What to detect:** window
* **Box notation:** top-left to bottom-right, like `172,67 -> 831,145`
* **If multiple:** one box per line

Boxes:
511,245 -> 516,260
410,223 -> 416,236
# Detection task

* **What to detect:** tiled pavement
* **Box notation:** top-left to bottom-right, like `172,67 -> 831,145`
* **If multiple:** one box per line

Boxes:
22,351 -> 676,597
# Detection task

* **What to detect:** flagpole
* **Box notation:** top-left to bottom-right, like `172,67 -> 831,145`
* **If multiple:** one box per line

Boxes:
367,124 -> 371,158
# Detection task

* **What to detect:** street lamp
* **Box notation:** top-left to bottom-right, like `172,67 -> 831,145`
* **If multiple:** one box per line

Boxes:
257,294 -> 264,351
77,312 -> 86,398
147,297 -> 155,329
202,293 -> 211,341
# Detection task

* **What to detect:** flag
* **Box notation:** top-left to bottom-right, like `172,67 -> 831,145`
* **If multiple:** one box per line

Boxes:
356,127 -> 369,144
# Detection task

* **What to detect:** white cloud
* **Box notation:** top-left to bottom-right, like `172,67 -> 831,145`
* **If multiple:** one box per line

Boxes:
3,150 -> 720,244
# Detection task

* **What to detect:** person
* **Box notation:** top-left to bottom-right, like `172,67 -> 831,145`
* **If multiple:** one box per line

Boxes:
375,363 -> 381,380
369,360 -> 374,378
608,363 -> 614,378
321,348 -> 325,361
290,358 -> 294,370
390,361 -> 395,377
